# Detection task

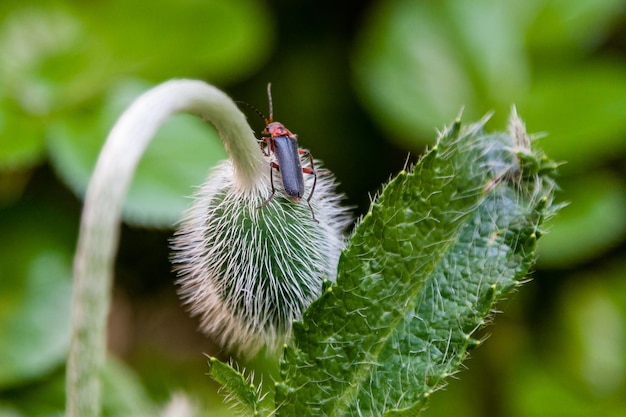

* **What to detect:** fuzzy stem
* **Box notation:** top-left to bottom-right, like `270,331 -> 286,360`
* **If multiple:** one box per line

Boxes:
65,80 -> 265,417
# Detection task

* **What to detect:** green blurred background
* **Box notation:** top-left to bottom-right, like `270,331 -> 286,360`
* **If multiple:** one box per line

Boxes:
1,0 -> 625,415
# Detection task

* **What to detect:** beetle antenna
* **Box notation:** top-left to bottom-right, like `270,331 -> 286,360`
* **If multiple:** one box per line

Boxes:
267,83 -> 274,123
235,100 -> 269,125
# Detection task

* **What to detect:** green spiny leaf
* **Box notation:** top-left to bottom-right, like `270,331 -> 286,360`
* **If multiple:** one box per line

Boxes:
207,357 -> 268,416
275,112 -> 558,416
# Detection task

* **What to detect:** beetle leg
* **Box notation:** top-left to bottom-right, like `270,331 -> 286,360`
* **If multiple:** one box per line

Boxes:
301,151 -> 317,202
258,162 -> 279,209
258,136 -> 273,156
301,151 -> 318,223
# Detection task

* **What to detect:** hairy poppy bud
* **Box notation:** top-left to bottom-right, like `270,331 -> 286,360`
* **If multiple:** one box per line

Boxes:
172,157 -> 350,356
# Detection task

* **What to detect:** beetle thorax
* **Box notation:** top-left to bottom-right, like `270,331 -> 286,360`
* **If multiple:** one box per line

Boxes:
266,121 -> 293,137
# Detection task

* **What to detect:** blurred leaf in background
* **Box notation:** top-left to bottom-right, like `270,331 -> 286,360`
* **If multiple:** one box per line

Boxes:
47,79 -> 227,227
0,0 -> 271,225
0,0 -> 271,415
0,204 -> 73,390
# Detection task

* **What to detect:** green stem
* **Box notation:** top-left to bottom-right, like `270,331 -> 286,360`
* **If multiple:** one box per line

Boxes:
65,80 -> 265,417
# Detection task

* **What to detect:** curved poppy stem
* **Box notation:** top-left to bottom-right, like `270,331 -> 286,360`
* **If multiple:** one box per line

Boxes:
65,80 -> 265,417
